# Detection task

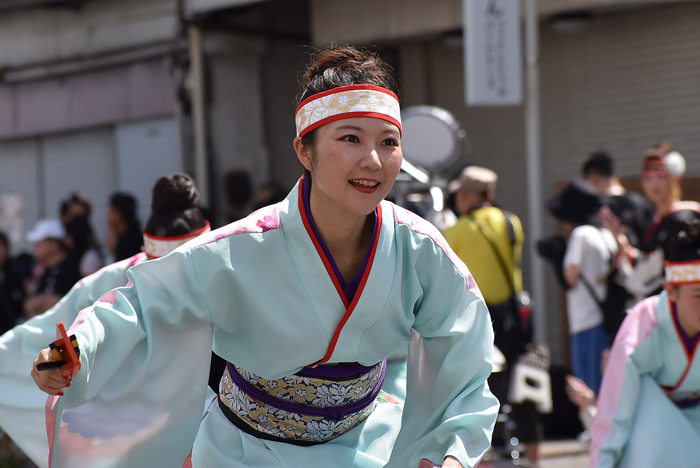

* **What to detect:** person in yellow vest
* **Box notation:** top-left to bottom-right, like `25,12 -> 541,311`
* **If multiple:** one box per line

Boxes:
445,166 -> 542,468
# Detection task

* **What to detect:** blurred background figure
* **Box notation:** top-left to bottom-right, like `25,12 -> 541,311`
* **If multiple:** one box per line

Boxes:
0,232 -> 24,335
64,216 -> 103,278
582,151 -> 653,249
22,219 -> 80,318
107,193 -> 142,262
223,169 -> 253,224
59,192 -> 92,226
444,166 -> 543,467
602,142 -> 700,303
0,173 -> 210,468
251,180 -> 288,212
546,181 -> 614,395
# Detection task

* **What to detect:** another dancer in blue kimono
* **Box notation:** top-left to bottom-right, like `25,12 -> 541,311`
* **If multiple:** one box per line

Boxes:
591,219 -> 700,467
32,45 -> 498,468
0,173 -> 209,467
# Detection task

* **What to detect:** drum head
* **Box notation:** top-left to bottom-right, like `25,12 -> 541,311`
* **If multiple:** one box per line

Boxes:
400,106 -> 468,172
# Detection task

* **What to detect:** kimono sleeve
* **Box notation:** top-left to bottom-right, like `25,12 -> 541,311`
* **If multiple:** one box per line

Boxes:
387,229 -> 499,468
589,298 -> 661,468
53,247 -> 214,468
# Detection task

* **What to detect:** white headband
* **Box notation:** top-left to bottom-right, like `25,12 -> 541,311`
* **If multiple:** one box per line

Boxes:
143,222 -> 211,259
295,84 -> 401,138
665,260 -> 700,285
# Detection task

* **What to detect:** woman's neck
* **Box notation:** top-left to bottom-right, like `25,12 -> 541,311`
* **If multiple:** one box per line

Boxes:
308,186 -> 373,282
655,197 -> 679,217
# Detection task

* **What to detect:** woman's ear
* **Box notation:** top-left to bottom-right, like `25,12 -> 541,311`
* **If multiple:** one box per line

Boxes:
293,137 -> 312,172
664,283 -> 677,302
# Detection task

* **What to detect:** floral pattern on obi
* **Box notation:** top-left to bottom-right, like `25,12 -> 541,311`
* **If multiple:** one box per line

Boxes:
219,361 -> 385,443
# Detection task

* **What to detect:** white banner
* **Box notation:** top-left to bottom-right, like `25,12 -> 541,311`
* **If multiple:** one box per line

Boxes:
464,0 -> 523,106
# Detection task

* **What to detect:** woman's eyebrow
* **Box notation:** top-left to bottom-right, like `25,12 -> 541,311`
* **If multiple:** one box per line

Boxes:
335,124 -> 363,131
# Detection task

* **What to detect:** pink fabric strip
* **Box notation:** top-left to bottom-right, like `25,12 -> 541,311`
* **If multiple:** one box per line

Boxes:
589,295 -> 658,467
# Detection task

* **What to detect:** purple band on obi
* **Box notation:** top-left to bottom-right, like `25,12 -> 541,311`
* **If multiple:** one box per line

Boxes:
297,362 -> 378,379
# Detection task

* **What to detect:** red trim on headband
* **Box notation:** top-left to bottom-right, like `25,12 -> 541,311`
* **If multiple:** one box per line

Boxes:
666,259 -> 700,268
295,84 -> 399,114
143,221 -> 211,242
298,112 -> 402,138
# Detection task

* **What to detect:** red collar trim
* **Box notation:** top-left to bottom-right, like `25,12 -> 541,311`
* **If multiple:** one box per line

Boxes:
297,179 -> 383,366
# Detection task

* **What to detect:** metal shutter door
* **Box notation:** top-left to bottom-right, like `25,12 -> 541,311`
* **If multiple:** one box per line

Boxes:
115,118 -> 183,226
42,129 -> 115,246
0,139 -> 40,254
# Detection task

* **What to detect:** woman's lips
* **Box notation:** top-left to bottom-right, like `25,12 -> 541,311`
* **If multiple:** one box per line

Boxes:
349,179 -> 380,194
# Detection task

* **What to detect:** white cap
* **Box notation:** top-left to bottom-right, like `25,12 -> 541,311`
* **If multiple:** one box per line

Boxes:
27,219 -> 66,243
664,151 -> 686,177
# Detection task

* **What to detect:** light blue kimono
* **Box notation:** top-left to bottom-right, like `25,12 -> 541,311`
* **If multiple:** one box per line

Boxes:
591,292 -> 700,467
0,253 -> 146,468
51,180 -> 499,468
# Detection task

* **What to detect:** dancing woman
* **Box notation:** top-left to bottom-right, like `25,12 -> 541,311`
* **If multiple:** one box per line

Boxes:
33,46 -> 498,468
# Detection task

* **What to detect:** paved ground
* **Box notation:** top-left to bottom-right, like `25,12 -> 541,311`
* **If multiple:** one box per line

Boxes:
481,439 -> 590,468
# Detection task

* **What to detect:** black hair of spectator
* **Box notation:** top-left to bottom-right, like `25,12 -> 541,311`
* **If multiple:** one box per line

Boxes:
225,170 -> 253,206
251,180 -> 288,211
60,192 -> 92,219
110,193 -> 138,225
582,151 -> 614,178
65,216 -> 101,261
145,173 -> 208,237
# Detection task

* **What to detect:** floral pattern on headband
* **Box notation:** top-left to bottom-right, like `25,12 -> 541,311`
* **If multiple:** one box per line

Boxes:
295,88 -> 401,137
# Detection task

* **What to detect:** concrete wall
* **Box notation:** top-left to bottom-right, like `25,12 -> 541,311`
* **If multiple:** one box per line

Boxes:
0,0 -> 179,69
0,58 -> 176,139
310,0 -> 677,45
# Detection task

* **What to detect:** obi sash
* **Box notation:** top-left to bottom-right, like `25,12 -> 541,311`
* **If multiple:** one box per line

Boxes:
664,388 -> 700,409
218,360 -> 386,446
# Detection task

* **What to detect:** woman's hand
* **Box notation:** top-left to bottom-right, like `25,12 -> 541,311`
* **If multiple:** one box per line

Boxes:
31,347 -> 71,396
442,456 -> 462,468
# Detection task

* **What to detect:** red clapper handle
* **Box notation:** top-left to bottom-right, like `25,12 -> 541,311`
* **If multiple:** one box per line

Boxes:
36,322 -> 81,380
56,322 -> 80,379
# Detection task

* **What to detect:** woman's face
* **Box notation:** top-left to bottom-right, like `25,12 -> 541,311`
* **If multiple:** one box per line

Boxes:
641,170 -> 672,206
296,117 -> 402,219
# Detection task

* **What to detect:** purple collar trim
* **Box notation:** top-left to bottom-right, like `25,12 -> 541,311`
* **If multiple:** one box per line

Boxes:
671,301 -> 700,356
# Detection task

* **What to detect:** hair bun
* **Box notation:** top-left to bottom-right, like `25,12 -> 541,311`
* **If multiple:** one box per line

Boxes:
298,44 -> 399,104
151,173 -> 199,214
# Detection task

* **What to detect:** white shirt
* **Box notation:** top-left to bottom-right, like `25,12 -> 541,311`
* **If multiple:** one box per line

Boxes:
564,225 -> 618,334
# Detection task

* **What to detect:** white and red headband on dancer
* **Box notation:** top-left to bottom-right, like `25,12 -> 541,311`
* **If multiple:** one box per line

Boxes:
295,84 -> 402,138
143,222 -> 211,259
666,260 -> 700,285
642,151 -> 686,177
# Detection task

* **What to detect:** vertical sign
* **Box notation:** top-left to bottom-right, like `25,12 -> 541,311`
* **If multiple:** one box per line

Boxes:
464,0 -> 522,106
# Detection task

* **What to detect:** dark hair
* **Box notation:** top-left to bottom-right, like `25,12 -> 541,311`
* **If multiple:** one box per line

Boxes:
110,193 -> 138,225
582,151 -> 614,177
225,170 -> 253,206
0,231 -> 9,269
60,192 -> 92,219
144,173 -> 207,237
666,220 -> 700,263
65,216 -> 101,261
647,141 -> 674,157
296,45 -> 400,164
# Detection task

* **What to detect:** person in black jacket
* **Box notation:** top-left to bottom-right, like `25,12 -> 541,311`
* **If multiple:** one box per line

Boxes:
106,193 -> 143,262
0,232 -> 24,334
